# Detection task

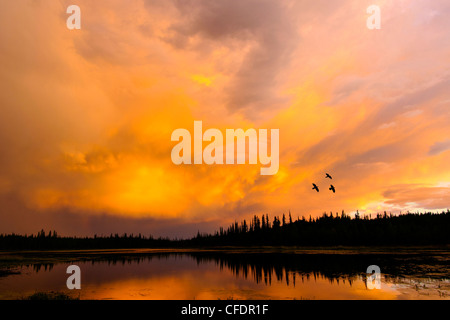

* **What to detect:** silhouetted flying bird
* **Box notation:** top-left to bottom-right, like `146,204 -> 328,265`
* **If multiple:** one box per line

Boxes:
325,173 -> 332,179
312,183 -> 319,192
329,185 -> 336,193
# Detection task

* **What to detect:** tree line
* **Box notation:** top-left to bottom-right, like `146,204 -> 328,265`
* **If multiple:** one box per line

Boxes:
0,210 -> 449,250
191,210 -> 450,246
0,230 -> 173,250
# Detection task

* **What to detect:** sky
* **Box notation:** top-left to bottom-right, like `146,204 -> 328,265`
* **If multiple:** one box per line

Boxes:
0,0 -> 449,238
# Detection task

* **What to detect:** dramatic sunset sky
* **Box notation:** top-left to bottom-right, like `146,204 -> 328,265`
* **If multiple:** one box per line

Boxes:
0,0 -> 449,237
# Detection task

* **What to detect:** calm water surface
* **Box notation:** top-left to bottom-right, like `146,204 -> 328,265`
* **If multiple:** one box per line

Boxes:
0,247 -> 449,300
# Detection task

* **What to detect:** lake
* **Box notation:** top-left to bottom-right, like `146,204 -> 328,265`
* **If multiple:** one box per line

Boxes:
0,247 -> 449,300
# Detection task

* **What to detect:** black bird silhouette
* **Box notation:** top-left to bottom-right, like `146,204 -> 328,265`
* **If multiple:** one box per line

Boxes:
329,184 -> 336,193
325,173 -> 332,179
312,183 -> 319,192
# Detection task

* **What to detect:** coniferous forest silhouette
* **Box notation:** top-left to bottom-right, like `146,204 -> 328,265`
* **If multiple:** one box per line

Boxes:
1,210 -> 449,250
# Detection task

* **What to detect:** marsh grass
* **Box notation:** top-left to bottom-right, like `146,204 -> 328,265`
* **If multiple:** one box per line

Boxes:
23,291 -> 80,300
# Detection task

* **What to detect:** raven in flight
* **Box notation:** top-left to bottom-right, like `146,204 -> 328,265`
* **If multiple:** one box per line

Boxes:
325,173 -> 332,179
329,185 -> 336,193
312,183 -> 319,192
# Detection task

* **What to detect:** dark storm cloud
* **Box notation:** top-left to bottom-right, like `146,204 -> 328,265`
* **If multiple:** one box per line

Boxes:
148,0 -> 300,116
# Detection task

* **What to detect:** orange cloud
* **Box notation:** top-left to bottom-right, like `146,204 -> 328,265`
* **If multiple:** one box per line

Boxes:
0,0 -> 449,236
